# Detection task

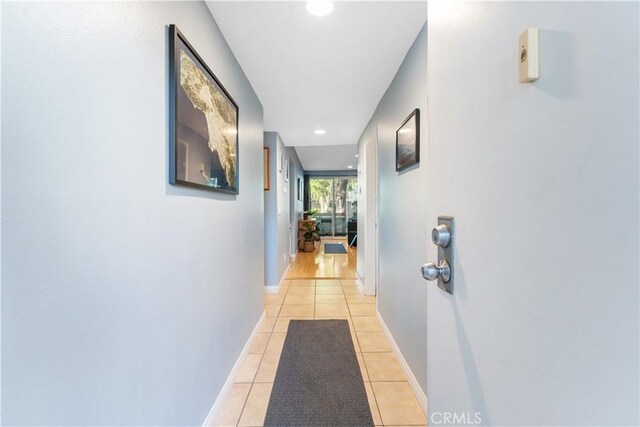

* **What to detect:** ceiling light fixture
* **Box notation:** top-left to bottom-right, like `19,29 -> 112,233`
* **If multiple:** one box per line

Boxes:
347,165 -> 353,169
306,0 -> 334,17
314,129 -> 326,135
355,154 -> 359,157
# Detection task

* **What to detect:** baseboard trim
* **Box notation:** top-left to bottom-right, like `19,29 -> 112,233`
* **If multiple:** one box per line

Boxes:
356,273 -> 375,296
264,285 -> 280,294
202,311 -> 266,426
376,310 -> 428,414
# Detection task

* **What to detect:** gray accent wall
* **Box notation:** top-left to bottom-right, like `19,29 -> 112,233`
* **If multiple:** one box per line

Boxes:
1,2 -> 264,425
288,148 -> 305,256
357,22 -> 429,394
263,132 -> 293,286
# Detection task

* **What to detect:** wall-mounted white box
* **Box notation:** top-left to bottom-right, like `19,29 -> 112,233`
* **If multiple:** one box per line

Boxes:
519,28 -> 539,83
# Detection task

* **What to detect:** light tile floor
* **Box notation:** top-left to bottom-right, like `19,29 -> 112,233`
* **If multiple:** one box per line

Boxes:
211,279 -> 427,427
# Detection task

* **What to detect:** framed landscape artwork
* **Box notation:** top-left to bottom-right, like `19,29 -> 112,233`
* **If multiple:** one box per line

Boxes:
169,25 -> 239,194
396,108 -> 420,172
264,147 -> 270,191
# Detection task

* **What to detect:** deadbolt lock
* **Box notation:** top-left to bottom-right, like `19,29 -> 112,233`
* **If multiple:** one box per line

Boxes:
431,224 -> 451,247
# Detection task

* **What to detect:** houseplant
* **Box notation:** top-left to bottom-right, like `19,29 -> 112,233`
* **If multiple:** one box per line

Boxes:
302,222 -> 321,252
303,209 -> 318,220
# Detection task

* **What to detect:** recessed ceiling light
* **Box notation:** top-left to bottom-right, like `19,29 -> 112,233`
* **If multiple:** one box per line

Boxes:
306,0 -> 333,17
314,129 -> 326,135
347,165 -> 353,169
355,154 -> 359,157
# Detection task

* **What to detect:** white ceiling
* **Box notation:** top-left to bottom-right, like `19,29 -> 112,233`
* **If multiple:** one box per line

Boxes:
295,144 -> 358,171
205,1 -> 428,153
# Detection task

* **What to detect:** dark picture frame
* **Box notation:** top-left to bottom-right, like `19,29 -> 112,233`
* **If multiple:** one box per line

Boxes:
395,108 -> 420,172
169,24 -> 240,194
297,177 -> 303,201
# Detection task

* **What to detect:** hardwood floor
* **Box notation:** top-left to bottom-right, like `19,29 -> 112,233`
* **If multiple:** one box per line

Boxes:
285,237 -> 357,279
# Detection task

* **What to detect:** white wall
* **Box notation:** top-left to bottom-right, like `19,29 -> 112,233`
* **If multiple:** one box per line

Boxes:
263,132 -> 291,286
358,22 -> 429,393
357,128 -> 378,296
426,2 -> 639,425
1,2 -> 264,425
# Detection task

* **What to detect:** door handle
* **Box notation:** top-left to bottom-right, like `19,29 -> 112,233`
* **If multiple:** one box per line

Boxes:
421,260 -> 451,282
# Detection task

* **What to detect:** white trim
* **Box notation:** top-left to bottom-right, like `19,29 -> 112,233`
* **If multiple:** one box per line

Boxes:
202,311 -> 266,426
264,285 -> 280,294
356,276 -> 374,297
376,310 -> 428,414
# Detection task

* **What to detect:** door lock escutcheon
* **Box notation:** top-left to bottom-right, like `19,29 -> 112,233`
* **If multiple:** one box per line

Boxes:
421,216 -> 454,294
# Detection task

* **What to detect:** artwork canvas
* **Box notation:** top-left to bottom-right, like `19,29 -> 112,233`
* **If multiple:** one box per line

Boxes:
169,25 -> 239,194
284,158 -> 289,182
396,108 -> 420,172
264,147 -> 270,191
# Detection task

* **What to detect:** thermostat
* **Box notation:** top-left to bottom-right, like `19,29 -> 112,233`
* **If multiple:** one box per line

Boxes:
519,28 -> 539,83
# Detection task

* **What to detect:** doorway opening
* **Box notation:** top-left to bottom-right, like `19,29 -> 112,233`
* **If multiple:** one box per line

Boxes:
309,176 -> 358,238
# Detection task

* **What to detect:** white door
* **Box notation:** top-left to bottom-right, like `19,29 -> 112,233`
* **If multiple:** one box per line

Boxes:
424,3 -> 638,426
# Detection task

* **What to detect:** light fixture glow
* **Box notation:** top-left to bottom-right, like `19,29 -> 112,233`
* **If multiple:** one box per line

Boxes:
355,154 -> 359,157
347,165 -> 353,169
306,0 -> 333,17
314,129 -> 326,135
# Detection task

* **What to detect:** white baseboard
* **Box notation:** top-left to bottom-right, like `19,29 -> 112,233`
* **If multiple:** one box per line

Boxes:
264,285 -> 280,294
376,311 -> 428,415
202,311 -> 266,426
356,273 -> 375,297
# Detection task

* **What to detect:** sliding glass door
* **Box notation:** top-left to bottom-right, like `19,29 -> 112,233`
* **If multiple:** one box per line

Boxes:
309,177 -> 357,237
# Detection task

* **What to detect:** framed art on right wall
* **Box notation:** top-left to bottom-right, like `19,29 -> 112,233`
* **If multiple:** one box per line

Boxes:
396,108 -> 420,171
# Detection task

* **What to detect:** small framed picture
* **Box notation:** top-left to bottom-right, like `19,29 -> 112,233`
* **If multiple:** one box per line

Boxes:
284,158 -> 290,182
263,147 -> 270,191
396,108 -> 420,172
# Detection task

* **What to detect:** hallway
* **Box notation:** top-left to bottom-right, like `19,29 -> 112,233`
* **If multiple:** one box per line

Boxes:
285,238 -> 357,280
212,275 -> 427,426
2,1 -> 638,426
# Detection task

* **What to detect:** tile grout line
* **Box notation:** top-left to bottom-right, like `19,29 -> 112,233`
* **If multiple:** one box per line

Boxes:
235,378 -> 256,427
238,280 -> 291,426
347,280 -> 383,426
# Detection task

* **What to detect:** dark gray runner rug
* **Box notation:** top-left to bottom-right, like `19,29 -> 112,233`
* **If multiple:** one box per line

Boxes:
264,320 -> 374,427
325,243 -> 348,254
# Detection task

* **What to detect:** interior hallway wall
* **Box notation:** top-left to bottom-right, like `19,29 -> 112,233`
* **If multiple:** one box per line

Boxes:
263,132 -> 291,286
357,22 -> 429,394
1,2 -> 264,425
426,2 -> 639,425
288,148 -> 304,256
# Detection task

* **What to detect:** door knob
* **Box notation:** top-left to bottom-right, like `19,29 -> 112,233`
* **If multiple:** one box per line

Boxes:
421,260 -> 451,283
